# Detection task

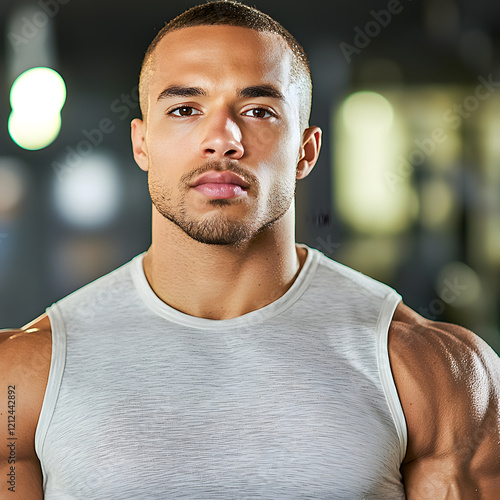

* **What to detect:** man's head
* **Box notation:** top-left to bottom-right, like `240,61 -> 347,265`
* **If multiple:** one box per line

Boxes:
131,1 -> 321,247
139,0 -> 312,131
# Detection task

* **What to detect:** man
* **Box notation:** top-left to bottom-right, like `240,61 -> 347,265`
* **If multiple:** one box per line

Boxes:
1,1 -> 499,498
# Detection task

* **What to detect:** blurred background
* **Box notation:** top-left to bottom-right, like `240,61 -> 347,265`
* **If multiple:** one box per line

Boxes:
0,0 -> 499,353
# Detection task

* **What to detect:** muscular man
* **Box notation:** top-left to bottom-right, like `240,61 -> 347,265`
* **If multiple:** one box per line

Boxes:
1,2 -> 499,498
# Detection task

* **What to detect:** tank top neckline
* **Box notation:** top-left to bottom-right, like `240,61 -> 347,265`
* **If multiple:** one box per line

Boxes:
130,243 -> 320,330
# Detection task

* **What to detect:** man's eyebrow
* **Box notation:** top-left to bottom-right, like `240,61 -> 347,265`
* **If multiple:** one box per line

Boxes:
237,85 -> 285,101
157,85 -> 207,101
156,84 -> 285,102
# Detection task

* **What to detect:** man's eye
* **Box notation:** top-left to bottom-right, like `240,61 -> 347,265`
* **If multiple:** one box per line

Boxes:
243,108 -> 274,118
169,107 -> 201,117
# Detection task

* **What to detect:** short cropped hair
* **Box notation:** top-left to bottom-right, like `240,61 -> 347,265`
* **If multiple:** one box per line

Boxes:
139,0 -> 312,130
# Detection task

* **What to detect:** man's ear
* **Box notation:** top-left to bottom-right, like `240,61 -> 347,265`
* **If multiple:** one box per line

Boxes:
131,118 -> 149,172
297,126 -> 322,180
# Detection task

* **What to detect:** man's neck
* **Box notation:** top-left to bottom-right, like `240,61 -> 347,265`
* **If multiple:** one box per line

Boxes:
142,207 -> 307,320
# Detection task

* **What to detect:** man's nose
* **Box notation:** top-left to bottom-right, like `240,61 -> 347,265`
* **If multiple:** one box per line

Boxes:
199,112 -> 244,160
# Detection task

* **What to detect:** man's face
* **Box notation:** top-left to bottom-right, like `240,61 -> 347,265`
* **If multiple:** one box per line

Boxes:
133,25 -> 308,246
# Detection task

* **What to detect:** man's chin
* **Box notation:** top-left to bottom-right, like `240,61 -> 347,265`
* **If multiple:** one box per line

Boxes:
166,213 -> 254,246
152,199 -> 287,247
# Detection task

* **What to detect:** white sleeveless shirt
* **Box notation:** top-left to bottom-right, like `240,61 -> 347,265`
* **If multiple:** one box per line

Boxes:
37,244 -> 407,499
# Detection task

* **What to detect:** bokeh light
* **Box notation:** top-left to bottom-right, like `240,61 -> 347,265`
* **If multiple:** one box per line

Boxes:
341,91 -> 394,133
437,262 -> 482,308
8,67 -> 66,150
52,153 -> 122,229
335,91 -> 415,235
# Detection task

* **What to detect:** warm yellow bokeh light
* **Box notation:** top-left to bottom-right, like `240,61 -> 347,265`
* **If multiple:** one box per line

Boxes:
420,179 -> 456,229
341,91 -> 394,133
335,91 -> 414,235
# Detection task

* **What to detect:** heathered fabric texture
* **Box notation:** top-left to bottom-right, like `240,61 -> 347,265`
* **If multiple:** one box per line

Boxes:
36,244 -> 407,499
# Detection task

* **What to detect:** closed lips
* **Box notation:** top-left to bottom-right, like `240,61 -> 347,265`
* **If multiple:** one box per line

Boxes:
191,172 -> 250,188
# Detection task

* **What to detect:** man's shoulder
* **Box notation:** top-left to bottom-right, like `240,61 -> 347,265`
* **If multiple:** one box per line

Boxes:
0,313 -> 52,375
0,313 -> 52,424
388,303 -> 500,426
389,301 -> 494,358
0,314 -> 51,498
389,303 -> 499,390
388,303 -> 500,496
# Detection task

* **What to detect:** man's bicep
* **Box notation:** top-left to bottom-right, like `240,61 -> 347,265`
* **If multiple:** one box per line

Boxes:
390,305 -> 500,499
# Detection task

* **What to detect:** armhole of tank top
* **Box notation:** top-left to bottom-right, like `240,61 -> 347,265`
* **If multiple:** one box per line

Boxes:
34,303 -> 67,484
376,291 -> 408,464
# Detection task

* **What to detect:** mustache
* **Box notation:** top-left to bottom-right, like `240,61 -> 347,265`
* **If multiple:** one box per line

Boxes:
180,160 -> 259,190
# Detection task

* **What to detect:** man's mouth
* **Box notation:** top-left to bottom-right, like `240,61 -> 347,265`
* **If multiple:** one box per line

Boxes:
190,171 -> 250,188
190,171 -> 250,200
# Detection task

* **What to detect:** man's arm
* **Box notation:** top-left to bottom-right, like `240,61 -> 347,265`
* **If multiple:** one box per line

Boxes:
0,314 -> 52,499
389,303 -> 500,499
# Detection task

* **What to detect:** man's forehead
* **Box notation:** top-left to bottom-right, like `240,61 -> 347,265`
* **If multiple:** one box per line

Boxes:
149,25 -> 294,86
